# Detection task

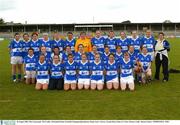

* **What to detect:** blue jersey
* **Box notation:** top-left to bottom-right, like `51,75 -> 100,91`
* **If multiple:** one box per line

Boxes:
128,51 -> 138,64
64,61 -> 77,80
64,38 -> 76,53
119,58 -> 134,77
116,38 -> 129,53
24,55 -> 37,71
142,36 -> 155,52
41,39 -> 52,56
105,61 -> 119,81
105,37 -> 117,53
38,53 -> 51,63
115,52 -> 123,63
77,61 -> 90,79
102,52 -> 110,64
50,62 -> 64,79
36,61 -> 49,79
129,37 -> 142,54
74,52 -> 83,63
137,53 -> 152,71
22,40 -> 31,58
52,39 -> 64,52
30,39 -> 42,56
9,39 -> 24,57
91,37 -> 105,52
90,61 -> 104,81
62,52 -> 73,63
88,52 -> 101,63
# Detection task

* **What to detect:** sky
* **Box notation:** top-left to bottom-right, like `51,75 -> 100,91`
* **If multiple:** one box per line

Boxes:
0,0 -> 180,24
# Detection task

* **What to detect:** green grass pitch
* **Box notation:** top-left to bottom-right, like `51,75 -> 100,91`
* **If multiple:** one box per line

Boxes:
0,38 -> 180,120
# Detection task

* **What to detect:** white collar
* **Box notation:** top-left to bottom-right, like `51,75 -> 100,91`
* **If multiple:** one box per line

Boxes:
128,51 -> 134,55
32,39 -> 38,42
43,39 -> 49,42
104,52 -> 110,56
120,37 -> 127,41
108,61 -> 115,65
123,58 -> 130,64
81,60 -> 88,65
14,39 -> 20,43
39,60 -> 46,65
95,36 -> 102,39
142,53 -> 148,57
66,38 -> 73,42
68,60 -> 74,65
131,36 -> 139,40
108,37 -> 115,40
94,60 -> 101,65
116,52 -> 122,56
53,62 -> 60,66
28,54 -> 34,58
23,39 -> 30,42
54,39 -> 61,42
144,36 -> 152,39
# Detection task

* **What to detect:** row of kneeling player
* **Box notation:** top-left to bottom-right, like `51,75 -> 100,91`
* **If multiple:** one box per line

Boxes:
23,47 -> 152,91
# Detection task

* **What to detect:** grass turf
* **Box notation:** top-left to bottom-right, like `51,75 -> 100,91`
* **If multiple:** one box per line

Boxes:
0,38 -> 180,120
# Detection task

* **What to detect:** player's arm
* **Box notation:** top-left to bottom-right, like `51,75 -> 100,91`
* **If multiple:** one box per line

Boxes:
88,40 -> 92,52
74,39 -> 79,52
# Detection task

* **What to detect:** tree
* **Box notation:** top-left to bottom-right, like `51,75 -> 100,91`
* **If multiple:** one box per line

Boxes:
0,18 -> 5,24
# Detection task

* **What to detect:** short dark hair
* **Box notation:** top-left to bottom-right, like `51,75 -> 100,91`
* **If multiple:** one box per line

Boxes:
116,46 -> 122,49
67,32 -> 73,35
53,46 -> 59,50
78,44 -> 84,48
159,32 -> 165,36
65,45 -> 71,49
14,32 -> 20,37
39,54 -> 45,59
28,48 -> 34,52
31,32 -> 38,37
108,53 -> 115,57
68,53 -> 74,57
104,45 -> 109,49
80,31 -> 86,35
23,33 -> 29,37
109,30 -> 114,33
123,52 -> 129,57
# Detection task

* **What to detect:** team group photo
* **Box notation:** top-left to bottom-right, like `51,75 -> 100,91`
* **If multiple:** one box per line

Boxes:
1,0 -> 180,122
8,30 -> 170,91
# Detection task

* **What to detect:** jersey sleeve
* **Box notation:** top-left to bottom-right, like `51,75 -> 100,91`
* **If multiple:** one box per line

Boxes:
74,39 -> 80,52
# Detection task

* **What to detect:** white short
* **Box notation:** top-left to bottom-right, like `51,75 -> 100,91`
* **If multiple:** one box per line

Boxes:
26,71 -> 36,78
11,56 -> 23,64
64,79 -> 77,84
148,52 -> 154,61
78,78 -> 90,85
141,68 -> 152,77
36,79 -> 49,84
106,77 -> 119,83
91,79 -> 104,84
120,76 -> 134,84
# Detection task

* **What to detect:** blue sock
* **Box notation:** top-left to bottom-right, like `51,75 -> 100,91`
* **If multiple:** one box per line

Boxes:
12,75 -> 16,80
18,74 -> 21,80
